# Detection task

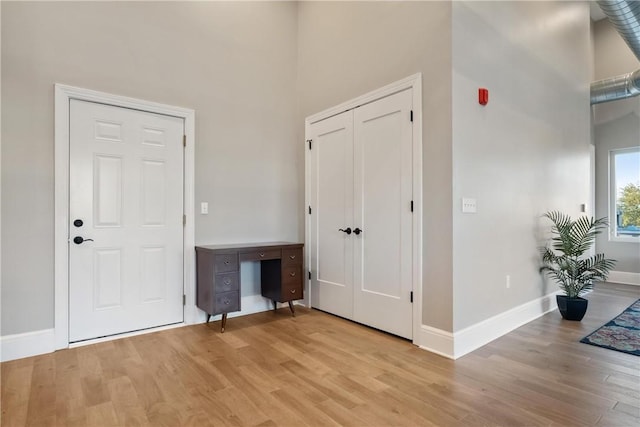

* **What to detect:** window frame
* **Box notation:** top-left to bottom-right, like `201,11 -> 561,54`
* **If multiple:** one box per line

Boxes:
609,146 -> 640,243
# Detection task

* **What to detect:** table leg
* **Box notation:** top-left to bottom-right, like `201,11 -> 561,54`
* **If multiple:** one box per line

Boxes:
288,301 -> 295,317
221,313 -> 227,333
273,300 -> 277,312
206,314 -> 211,323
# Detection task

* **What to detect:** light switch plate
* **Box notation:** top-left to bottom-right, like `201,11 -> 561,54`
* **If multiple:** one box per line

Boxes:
462,198 -> 477,213
200,202 -> 209,214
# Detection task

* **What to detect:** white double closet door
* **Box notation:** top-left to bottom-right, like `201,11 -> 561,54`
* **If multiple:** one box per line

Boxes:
309,89 -> 414,339
69,100 -> 185,342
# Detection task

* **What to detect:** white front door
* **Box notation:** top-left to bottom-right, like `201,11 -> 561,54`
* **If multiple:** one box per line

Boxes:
309,110 -> 354,319
69,99 -> 184,342
353,89 -> 413,339
308,89 -> 413,339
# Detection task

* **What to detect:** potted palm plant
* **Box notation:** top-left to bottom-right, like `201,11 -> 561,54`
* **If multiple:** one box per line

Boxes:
540,211 -> 616,321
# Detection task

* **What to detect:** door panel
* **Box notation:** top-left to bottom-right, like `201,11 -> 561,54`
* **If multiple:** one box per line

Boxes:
69,100 -> 184,342
353,89 -> 413,339
309,111 -> 354,319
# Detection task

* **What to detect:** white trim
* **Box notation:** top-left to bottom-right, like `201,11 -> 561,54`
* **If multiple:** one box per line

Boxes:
68,322 -> 186,349
306,74 -> 423,125
1,329 -> 55,362
418,325 -> 455,359
417,291 -> 561,360
54,84 -> 196,350
608,271 -> 640,286
304,73 -> 423,345
204,295 -> 286,323
452,291 -> 560,359
608,147 -> 640,243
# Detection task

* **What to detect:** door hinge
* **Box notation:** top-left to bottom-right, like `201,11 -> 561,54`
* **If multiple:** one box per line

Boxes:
308,205 -> 312,214
183,215 -> 186,226
307,139 -> 313,150
183,294 -> 186,305
410,200 -> 414,212
308,271 -> 311,280
410,291 -> 413,303
410,110 -> 413,122
183,135 -> 186,147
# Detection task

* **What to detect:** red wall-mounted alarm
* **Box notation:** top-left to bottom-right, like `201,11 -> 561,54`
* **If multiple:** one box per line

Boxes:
479,88 -> 489,105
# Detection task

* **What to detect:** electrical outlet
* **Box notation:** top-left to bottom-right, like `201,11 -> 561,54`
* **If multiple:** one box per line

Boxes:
200,202 -> 209,215
462,198 -> 477,213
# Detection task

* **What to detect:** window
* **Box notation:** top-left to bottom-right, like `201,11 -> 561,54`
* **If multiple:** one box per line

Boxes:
610,147 -> 640,241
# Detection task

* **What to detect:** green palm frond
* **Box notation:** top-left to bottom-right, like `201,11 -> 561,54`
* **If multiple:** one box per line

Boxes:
540,211 -> 616,298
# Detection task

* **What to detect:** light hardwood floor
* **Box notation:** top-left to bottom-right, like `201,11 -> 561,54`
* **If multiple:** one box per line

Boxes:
2,283 -> 639,426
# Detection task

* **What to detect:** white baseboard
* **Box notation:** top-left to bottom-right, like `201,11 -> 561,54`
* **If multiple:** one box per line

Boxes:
1,329 -> 55,362
608,271 -> 640,286
198,294 -> 285,323
418,325 -> 455,359
1,295 -> 290,362
417,292 -> 560,360
451,291 -> 560,359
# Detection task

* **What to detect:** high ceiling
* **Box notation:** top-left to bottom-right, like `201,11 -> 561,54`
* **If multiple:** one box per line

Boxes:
590,1 -> 607,21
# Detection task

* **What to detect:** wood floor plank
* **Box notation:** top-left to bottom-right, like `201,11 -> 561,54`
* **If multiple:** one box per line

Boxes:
2,282 -> 639,426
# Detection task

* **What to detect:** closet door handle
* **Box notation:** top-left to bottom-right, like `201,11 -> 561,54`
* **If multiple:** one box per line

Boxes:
353,228 -> 362,235
338,227 -> 352,235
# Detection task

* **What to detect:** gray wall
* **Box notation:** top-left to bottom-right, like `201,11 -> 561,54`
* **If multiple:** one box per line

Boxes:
451,1 -> 592,330
1,0 -> 601,339
297,1 -> 454,331
1,1 -> 299,335
593,19 -> 640,274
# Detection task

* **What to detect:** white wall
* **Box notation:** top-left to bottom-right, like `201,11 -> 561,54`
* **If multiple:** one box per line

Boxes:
297,1 -> 454,331
1,2 -> 299,336
592,19 -> 640,275
451,1 -> 592,330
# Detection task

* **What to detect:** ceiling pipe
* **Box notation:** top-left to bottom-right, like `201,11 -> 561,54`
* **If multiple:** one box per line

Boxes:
591,69 -> 640,104
591,0 -> 640,104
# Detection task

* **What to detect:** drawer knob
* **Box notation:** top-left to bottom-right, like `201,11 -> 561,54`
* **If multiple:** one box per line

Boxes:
224,299 -> 230,305
290,289 -> 296,294
224,260 -> 230,265
289,272 -> 296,277
223,278 -> 231,285
259,253 -> 265,258
289,255 -> 296,260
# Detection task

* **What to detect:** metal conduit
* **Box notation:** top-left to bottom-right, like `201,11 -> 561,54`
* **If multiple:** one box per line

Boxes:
591,69 -> 640,104
591,0 -> 640,105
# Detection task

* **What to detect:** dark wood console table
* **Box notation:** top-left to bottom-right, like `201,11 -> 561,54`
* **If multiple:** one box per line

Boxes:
195,242 -> 304,332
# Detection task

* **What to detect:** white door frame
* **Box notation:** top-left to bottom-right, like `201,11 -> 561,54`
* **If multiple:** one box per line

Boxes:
304,73 -> 423,343
54,84 -> 196,350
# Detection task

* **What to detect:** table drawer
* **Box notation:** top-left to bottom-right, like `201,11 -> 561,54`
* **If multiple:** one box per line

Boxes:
282,265 -> 302,286
214,253 -> 238,273
282,248 -> 302,266
215,272 -> 239,293
214,291 -> 239,314
282,282 -> 303,301
240,249 -> 281,262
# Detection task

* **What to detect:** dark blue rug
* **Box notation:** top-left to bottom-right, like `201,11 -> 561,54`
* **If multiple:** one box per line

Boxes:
580,299 -> 640,356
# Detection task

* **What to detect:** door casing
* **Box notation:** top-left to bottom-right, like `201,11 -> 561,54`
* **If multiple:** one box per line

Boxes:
304,73 -> 423,343
54,84 -> 196,350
